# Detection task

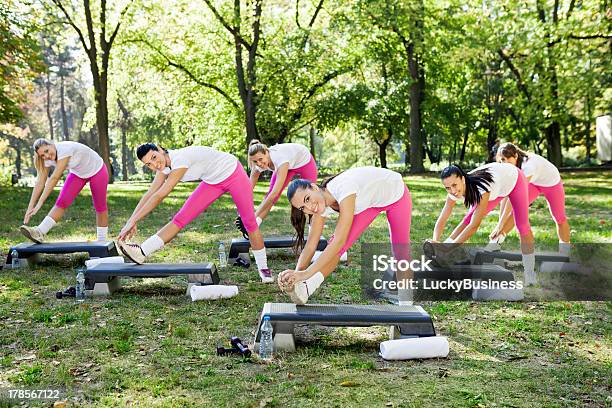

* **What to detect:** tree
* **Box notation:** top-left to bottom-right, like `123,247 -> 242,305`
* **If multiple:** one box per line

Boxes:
49,0 -> 133,182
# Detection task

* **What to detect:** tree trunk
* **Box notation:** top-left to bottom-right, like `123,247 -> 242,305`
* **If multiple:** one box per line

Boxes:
585,92 -> 592,164
545,121 -> 562,166
60,75 -> 69,140
459,126 -> 469,162
117,98 -> 129,181
46,71 -> 54,140
309,126 -> 316,160
377,129 -> 392,169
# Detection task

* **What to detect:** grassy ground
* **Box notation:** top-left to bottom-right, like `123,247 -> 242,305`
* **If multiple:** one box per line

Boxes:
0,171 -> 610,407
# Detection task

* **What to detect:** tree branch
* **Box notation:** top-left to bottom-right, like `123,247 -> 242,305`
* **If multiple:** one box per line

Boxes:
108,0 -> 133,49
50,0 -> 90,53
131,39 -> 239,109
497,48 -> 531,102
300,0 -> 324,50
202,0 -> 252,51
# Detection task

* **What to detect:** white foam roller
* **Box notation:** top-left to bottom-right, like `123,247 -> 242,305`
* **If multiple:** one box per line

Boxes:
85,256 -> 125,269
311,250 -> 347,263
190,285 -> 239,301
472,287 -> 524,301
380,336 -> 449,360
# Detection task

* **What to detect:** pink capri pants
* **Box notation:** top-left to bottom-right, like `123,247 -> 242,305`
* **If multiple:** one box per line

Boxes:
55,165 -> 108,212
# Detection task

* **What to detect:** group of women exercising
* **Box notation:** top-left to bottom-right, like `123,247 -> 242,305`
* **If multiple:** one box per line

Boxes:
21,138 -> 571,304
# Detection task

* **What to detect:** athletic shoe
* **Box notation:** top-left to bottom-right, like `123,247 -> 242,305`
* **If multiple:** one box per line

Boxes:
258,268 -> 274,283
118,241 -> 146,264
20,225 -> 45,244
484,241 -> 502,252
287,281 -> 310,305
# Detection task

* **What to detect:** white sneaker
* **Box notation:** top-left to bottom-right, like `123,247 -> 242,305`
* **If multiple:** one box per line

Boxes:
484,241 -> 502,252
258,268 -> 274,284
288,281 -> 310,305
20,225 -> 45,244
118,241 -> 146,264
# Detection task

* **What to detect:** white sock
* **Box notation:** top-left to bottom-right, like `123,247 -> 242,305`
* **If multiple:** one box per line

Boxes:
522,253 -> 536,284
96,226 -> 108,241
444,237 -> 454,243
252,248 -> 268,270
256,217 -> 262,226
305,271 -> 324,294
141,234 -> 164,256
559,241 -> 570,257
398,288 -> 413,305
37,216 -> 56,234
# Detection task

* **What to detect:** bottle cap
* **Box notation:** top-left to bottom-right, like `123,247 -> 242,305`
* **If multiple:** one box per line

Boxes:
263,315 -> 270,321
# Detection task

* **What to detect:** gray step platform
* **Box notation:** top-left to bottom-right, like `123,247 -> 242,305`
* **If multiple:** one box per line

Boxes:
228,235 -> 327,262
471,249 -> 569,265
254,302 -> 435,352
383,263 -> 515,284
5,241 -> 118,268
84,262 -> 219,295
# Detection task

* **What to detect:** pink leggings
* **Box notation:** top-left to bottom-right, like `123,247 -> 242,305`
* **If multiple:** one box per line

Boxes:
265,156 -> 318,204
55,165 -> 108,212
329,186 -> 412,258
463,170 -> 532,237
528,181 -> 567,224
172,163 -> 259,232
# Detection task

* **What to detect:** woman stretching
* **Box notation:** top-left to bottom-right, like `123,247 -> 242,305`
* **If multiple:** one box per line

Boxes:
432,163 -> 537,283
489,143 -> 570,256
117,143 -> 273,283
241,140 -> 317,230
278,166 -> 412,305
21,139 -> 109,243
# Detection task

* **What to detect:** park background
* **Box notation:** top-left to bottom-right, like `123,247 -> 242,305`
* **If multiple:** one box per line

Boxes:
1,0 -> 611,407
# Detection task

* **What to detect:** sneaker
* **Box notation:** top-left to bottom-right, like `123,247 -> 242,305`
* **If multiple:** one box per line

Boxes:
484,241 -> 502,252
287,281 -> 310,305
258,268 -> 274,283
20,225 -> 45,244
118,241 -> 146,264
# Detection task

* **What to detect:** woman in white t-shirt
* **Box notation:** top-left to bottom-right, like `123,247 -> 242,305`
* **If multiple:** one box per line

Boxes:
117,143 -> 273,283
277,167 -> 412,305
489,143 -> 570,255
432,163 -> 537,283
20,139 -> 109,243
240,140 -> 317,232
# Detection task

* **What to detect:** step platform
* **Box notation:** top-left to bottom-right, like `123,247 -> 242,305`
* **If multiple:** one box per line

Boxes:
84,262 -> 219,296
383,263 -> 516,283
5,241 -> 118,268
228,235 -> 328,263
253,302 -> 435,352
471,249 -> 569,266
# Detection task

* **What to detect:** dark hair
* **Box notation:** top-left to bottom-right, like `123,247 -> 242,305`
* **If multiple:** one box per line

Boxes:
496,142 -> 529,168
287,175 -> 338,254
136,143 -> 167,161
441,164 -> 494,208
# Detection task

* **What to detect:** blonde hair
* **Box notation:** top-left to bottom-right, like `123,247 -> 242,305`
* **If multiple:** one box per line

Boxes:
32,138 -> 54,173
247,139 -> 269,170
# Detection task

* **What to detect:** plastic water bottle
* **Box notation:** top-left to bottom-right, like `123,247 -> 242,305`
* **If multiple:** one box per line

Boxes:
75,270 -> 86,303
259,316 -> 273,360
11,250 -> 19,268
218,242 -> 227,268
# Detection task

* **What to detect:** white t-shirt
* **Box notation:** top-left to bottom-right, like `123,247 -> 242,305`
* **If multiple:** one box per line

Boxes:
521,153 -> 561,187
256,143 -> 311,172
323,167 -> 405,215
161,146 -> 239,184
448,162 -> 518,202
44,141 -> 104,179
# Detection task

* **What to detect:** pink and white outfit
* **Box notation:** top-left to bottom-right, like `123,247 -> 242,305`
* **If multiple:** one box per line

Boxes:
521,153 -> 567,225
257,143 -> 317,204
449,162 -> 532,237
44,141 -> 108,213
161,146 -> 259,232
323,167 -> 411,257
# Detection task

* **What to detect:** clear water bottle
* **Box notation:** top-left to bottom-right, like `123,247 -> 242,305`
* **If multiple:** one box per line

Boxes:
218,242 -> 227,268
259,316 -> 273,360
75,270 -> 86,303
11,250 -> 19,268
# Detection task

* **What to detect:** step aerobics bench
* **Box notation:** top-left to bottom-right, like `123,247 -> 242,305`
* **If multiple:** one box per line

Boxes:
253,302 -> 436,352
5,241 -> 118,268
84,262 -> 219,295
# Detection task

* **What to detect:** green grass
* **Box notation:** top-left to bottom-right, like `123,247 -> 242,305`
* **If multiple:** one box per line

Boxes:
0,171 -> 610,407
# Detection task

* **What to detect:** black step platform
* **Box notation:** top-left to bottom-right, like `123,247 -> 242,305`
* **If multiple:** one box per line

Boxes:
472,249 -> 569,265
228,235 -> 328,262
254,302 -> 435,352
5,241 -> 118,267
85,262 -> 219,295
